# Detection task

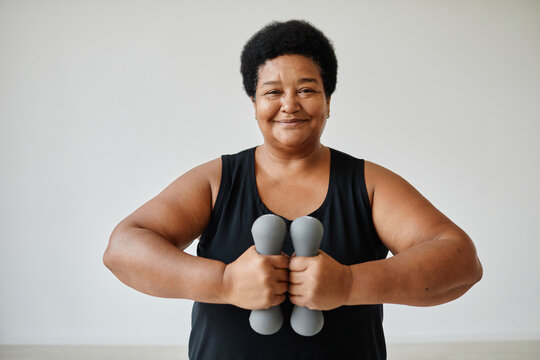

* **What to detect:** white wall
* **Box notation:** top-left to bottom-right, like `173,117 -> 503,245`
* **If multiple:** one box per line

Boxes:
1,0 -> 539,345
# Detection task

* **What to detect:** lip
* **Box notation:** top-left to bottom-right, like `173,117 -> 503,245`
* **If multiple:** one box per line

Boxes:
274,118 -> 308,125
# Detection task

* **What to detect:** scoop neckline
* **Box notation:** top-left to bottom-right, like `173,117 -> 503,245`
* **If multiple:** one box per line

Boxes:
250,146 -> 334,222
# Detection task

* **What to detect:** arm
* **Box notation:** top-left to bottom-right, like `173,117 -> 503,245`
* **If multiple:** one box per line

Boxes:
103,159 -> 227,302
103,158 -> 289,309
348,161 -> 483,306
289,161 -> 482,309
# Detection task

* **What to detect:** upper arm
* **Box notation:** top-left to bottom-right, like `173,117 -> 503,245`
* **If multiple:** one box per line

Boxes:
364,161 -> 472,255
114,158 -> 222,249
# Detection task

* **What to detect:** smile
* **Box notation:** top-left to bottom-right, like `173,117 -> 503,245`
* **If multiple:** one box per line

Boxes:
274,119 -> 308,125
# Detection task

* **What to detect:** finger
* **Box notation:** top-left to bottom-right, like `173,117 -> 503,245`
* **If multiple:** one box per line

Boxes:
288,271 -> 303,285
288,294 -> 305,306
289,256 -> 310,272
268,254 -> 290,269
275,269 -> 289,283
275,281 -> 289,295
272,293 -> 287,306
288,283 -> 303,296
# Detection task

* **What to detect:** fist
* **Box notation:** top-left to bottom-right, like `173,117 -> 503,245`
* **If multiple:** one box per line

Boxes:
289,250 -> 352,310
223,245 -> 289,310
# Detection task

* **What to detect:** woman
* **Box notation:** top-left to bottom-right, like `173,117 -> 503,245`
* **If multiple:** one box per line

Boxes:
104,20 -> 482,359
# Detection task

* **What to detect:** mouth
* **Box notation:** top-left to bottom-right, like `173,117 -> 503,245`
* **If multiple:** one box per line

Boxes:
274,119 -> 308,125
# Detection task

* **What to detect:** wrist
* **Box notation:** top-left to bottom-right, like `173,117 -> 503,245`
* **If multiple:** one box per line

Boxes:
343,264 -> 353,306
218,262 -> 231,304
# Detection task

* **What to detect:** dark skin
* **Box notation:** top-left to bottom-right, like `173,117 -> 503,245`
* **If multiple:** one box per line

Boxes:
103,54 -> 482,311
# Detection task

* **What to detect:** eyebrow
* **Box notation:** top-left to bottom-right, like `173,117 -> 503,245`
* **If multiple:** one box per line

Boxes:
261,78 -> 319,86
298,78 -> 319,84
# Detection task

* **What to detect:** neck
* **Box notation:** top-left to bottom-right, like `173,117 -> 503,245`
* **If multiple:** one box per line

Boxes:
255,142 -> 329,175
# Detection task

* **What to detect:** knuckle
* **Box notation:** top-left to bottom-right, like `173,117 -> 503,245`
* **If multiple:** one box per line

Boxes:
260,272 -> 271,283
311,263 -> 321,276
263,287 -> 273,301
275,294 -> 285,306
254,256 -> 266,266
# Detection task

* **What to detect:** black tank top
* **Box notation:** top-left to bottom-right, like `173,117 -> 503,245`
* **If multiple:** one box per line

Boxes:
189,147 -> 388,359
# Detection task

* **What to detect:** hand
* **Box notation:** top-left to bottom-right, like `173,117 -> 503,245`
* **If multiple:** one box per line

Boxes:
222,245 -> 289,310
289,250 -> 352,310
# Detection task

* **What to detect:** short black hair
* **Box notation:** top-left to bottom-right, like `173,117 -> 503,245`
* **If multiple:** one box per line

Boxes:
240,19 -> 338,98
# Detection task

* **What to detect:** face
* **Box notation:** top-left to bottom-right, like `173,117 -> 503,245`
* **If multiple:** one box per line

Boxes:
252,54 -> 331,152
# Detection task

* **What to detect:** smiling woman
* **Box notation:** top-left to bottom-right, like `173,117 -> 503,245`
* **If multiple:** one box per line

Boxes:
103,19 -> 482,360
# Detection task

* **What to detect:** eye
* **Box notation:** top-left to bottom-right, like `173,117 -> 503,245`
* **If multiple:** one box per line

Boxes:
299,88 -> 317,94
264,89 -> 281,96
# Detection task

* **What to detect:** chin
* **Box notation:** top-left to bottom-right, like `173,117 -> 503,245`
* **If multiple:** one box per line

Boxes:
277,137 -> 316,150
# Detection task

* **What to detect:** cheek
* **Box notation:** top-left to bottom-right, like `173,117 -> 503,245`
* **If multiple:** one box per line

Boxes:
256,101 -> 279,119
306,100 -> 328,118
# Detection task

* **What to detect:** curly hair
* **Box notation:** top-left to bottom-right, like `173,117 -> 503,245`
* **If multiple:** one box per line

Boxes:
240,20 -> 338,99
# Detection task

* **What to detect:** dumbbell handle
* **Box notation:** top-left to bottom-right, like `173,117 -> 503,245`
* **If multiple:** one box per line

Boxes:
290,216 -> 325,336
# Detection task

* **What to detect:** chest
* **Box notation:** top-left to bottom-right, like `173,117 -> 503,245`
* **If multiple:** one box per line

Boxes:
255,172 -> 330,221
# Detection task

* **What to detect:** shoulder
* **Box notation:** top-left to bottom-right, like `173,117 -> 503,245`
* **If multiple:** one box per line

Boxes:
187,147 -> 254,192
364,160 -> 393,185
328,148 -> 371,189
364,160 -> 410,192
155,156 -> 223,212
329,147 -> 362,162
327,154 -> 404,208
363,160 -> 411,207
328,148 -> 366,173
193,157 -> 222,206
196,147 -> 256,207
221,147 -> 256,167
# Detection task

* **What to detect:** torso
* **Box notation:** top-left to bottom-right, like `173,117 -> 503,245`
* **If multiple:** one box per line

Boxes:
190,146 -> 388,360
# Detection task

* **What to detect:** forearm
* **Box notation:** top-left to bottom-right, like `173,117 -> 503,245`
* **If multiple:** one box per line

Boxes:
103,227 -> 226,303
346,237 -> 483,306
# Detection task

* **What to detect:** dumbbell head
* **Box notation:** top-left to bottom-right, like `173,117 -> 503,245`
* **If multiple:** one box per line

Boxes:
290,216 -> 323,257
290,305 -> 324,336
249,307 -> 284,335
251,214 -> 287,255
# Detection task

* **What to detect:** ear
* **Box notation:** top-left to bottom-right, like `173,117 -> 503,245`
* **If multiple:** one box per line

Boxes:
326,96 -> 331,117
251,96 -> 257,114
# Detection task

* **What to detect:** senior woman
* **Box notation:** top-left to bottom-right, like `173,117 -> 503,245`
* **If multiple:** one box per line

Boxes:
104,20 -> 482,359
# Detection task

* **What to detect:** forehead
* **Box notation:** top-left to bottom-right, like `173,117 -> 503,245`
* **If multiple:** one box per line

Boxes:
257,54 -> 322,84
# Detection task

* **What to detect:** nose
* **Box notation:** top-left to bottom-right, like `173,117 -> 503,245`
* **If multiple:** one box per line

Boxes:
281,92 -> 301,114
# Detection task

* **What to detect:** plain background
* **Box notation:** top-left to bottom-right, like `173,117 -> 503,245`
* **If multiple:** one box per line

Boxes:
1,0 -> 539,346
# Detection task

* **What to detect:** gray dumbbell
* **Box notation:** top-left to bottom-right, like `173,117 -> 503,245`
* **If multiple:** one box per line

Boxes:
249,214 -> 287,335
290,216 -> 324,336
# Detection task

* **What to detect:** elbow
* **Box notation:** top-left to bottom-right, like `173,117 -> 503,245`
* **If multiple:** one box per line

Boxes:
463,235 -> 483,286
450,256 -> 483,305
470,254 -> 483,286
455,237 -> 483,295
428,235 -> 483,305
103,226 -> 126,272
102,244 -> 116,271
